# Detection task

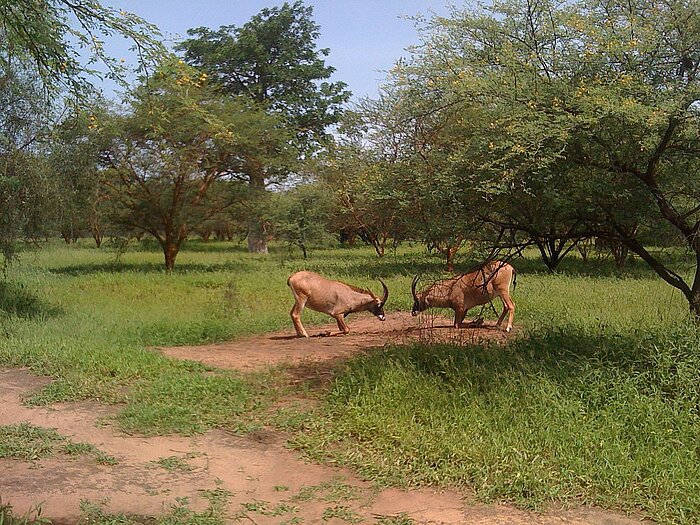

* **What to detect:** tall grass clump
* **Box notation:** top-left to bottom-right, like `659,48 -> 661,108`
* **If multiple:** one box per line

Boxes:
297,323 -> 700,524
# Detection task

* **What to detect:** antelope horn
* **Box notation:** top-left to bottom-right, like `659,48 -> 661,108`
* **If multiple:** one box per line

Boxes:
378,278 -> 389,304
411,274 -> 420,301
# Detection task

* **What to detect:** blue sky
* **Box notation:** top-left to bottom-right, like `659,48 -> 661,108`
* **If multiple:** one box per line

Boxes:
97,0 -> 456,102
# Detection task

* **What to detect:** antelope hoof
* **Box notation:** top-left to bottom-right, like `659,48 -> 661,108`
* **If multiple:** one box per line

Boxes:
505,326 -> 512,333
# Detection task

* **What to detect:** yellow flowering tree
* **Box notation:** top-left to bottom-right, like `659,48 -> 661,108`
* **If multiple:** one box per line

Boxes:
100,58 -> 293,270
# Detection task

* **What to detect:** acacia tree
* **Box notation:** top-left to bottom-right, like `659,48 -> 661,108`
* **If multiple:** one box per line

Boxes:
0,0 -> 163,95
321,108 -> 412,258
177,1 -> 350,253
272,183 -> 335,258
101,59 -> 292,270
346,82 -> 501,270
49,103 -> 114,246
387,0 -> 700,314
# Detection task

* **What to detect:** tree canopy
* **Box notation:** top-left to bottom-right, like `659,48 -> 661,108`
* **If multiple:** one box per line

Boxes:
177,1 -> 351,253
357,0 -> 700,313
98,58 -> 293,270
0,0 -> 164,95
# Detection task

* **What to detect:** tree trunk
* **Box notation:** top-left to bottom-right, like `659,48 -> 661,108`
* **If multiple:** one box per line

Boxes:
439,245 -> 459,273
247,168 -> 268,254
247,218 -> 268,254
446,251 -> 455,273
690,252 -> 700,320
91,225 -> 103,248
576,238 -> 593,262
536,238 -> 563,272
690,293 -> 700,319
372,235 -> 386,257
162,239 -> 180,271
611,243 -> 629,269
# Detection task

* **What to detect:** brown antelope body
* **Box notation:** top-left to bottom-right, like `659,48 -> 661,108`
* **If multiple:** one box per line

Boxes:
411,260 -> 517,332
288,271 -> 389,337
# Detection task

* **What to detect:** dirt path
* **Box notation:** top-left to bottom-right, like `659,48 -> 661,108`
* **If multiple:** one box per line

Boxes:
1,312 -> 648,524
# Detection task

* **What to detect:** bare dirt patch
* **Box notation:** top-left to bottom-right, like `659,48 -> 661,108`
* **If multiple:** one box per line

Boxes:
1,312 -> 649,524
157,311 -> 514,372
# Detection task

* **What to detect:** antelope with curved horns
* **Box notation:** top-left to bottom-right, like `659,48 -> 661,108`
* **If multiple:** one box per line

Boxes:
411,260 -> 517,332
288,271 -> 389,337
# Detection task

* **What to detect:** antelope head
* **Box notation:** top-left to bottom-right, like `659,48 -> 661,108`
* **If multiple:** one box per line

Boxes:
370,279 -> 389,320
411,275 -> 424,316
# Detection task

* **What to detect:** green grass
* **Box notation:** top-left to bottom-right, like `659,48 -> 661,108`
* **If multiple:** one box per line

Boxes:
0,501 -> 49,525
0,239 -> 699,524
152,454 -> 198,472
294,328 -> 700,522
78,486 -> 231,525
0,422 -> 116,464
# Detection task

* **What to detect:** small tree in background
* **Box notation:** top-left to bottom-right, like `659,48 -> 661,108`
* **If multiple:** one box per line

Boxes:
273,183 -> 334,258
49,103 -> 113,246
100,59 -> 293,270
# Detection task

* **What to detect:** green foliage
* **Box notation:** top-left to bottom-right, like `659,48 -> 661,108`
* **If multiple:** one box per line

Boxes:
178,0 -> 350,153
0,0 -> 164,95
100,57 -> 292,269
49,101 -> 113,246
0,422 -> 115,464
272,183 -> 336,257
0,63 -> 57,263
321,111 -> 414,258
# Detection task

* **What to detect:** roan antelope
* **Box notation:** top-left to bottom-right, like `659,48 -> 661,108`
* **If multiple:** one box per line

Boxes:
411,260 -> 517,332
288,271 -> 389,337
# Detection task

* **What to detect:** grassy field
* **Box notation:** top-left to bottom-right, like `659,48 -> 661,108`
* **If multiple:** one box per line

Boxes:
1,239 -> 699,524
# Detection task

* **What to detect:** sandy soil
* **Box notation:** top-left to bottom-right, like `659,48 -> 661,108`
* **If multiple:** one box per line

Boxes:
1,312 -> 650,524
